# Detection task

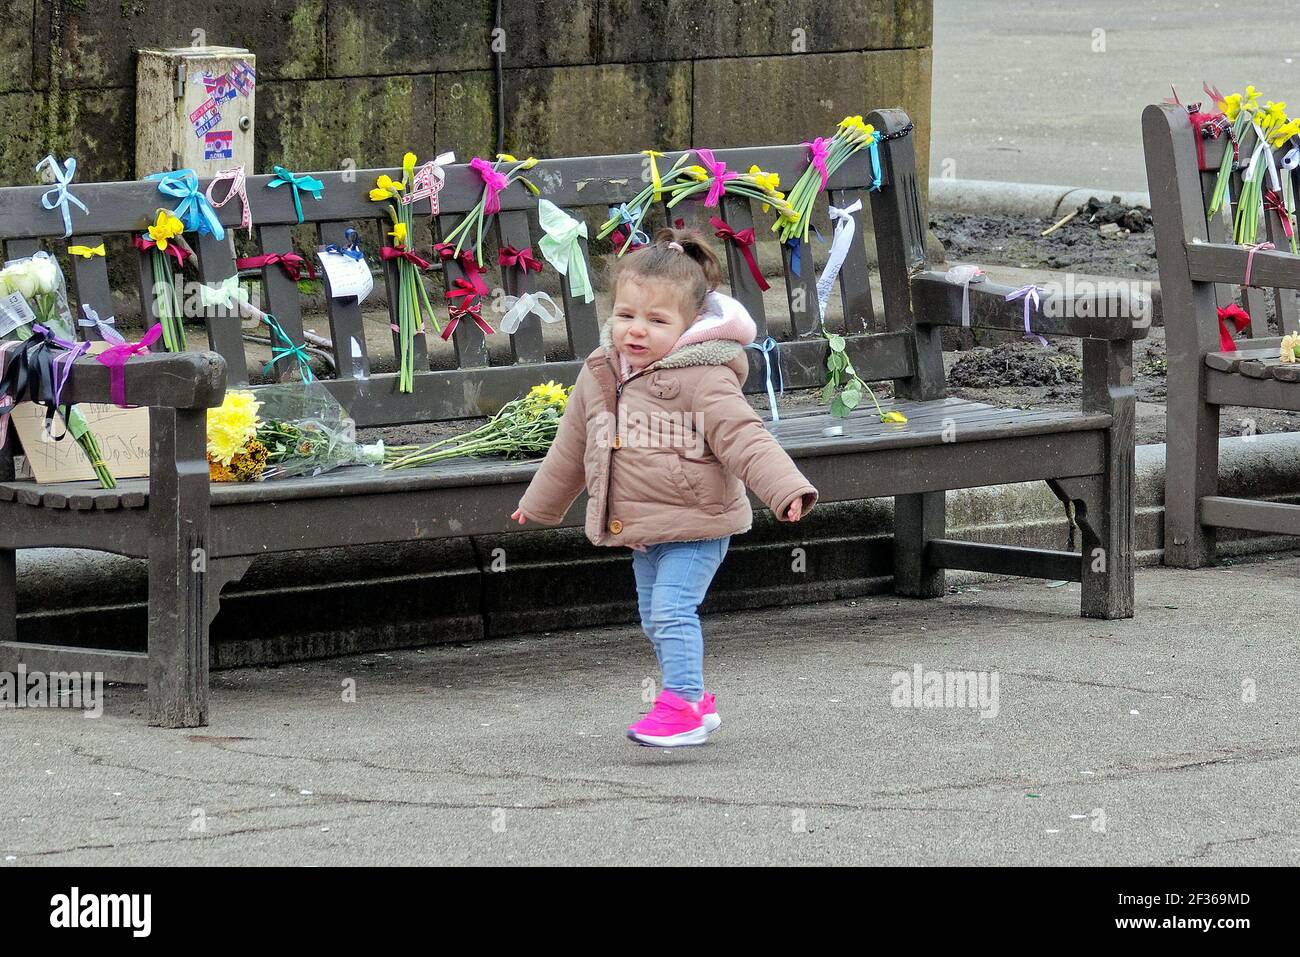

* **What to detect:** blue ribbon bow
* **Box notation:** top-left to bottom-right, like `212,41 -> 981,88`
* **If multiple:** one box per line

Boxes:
35,155 -> 88,238
146,169 -> 225,240
261,313 -> 315,383
268,166 -> 324,224
324,227 -> 364,261
609,204 -> 650,246
745,336 -> 785,422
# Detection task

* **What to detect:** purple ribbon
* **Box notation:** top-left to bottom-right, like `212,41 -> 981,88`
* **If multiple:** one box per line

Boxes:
31,324 -> 90,429
1005,284 -> 1048,347
695,148 -> 739,207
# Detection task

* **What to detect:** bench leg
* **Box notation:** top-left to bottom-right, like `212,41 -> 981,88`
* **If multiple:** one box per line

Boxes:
0,548 -> 15,645
894,491 -> 945,598
147,407 -> 212,729
1163,397 -> 1218,568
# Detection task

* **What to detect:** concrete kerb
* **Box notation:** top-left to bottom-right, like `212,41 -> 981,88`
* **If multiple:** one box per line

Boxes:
12,434 -> 1300,668
929,178 -> 1152,220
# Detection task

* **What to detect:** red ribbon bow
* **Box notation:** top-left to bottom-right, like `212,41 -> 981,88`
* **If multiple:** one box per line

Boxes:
236,252 -> 318,282
1217,304 -> 1252,352
380,246 -> 433,270
1264,190 -> 1294,240
498,245 -> 542,274
1187,109 -> 1226,171
441,294 -> 495,341
610,228 -> 648,255
95,323 -> 164,407
132,235 -> 189,267
709,216 -> 769,291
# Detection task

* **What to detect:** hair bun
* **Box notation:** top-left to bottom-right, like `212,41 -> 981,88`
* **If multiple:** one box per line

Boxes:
666,241 -> 684,252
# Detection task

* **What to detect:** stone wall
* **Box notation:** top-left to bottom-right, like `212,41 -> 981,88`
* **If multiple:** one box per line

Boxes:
0,0 -> 932,186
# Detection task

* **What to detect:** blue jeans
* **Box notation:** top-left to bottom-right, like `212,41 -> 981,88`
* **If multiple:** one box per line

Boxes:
631,536 -> 731,702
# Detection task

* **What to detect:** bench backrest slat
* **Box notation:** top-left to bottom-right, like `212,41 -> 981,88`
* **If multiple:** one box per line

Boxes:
317,220 -> 372,381
67,234 -> 114,341
0,125 -> 920,423
493,209 -> 547,365
193,231 -> 250,385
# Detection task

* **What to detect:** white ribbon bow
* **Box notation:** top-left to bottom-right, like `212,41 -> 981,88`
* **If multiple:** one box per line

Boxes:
499,291 -> 563,335
816,199 -> 862,321
945,264 -> 986,327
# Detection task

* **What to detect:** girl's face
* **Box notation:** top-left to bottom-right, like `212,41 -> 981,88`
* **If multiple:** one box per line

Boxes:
611,276 -> 696,369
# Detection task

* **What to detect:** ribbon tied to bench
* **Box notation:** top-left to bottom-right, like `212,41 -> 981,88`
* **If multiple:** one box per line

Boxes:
35,154 -> 88,238
745,336 -> 785,422
694,148 -> 739,208
470,157 -> 509,215
206,166 -> 252,236
498,244 -> 543,276
499,291 -> 563,335
261,313 -> 315,383
816,200 -> 863,319
945,264 -> 987,327
79,305 -> 125,344
1216,304 -> 1252,352
237,252 -> 319,282
1005,284 -> 1048,347
538,200 -> 594,304
147,169 -> 224,239
709,216 -> 769,291
267,166 -> 324,225
67,243 -> 105,259
94,323 -> 163,408
323,227 -> 365,261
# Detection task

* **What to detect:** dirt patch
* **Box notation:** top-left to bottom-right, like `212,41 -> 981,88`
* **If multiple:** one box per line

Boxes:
948,341 -> 1082,389
931,203 -> 1158,281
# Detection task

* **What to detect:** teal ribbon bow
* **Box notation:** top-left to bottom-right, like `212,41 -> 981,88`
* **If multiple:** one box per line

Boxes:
35,155 -> 88,238
146,169 -> 225,239
262,313 -> 314,383
268,166 -> 324,224
745,336 -> 785,422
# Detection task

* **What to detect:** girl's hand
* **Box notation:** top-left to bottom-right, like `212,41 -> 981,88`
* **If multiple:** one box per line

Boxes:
511,508 -> 527,526
786,498 -> 803,522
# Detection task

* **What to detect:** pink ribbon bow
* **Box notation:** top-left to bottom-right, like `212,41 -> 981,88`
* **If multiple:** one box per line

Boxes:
802,136 -> 832,190
206,166 -> 252,236
380,246 -> 433,270
132,235 -> 190,267
95,323 -> 163,407
470,157 -> 509,215
1244,241 -> 1275,287
694,148 -> 739,208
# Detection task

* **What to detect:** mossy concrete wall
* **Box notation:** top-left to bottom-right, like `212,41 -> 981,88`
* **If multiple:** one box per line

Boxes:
0,0 -> 932,185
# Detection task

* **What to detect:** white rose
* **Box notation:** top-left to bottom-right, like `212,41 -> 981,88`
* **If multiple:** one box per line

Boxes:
29,255 -> 59,295
3,261 -> 38,299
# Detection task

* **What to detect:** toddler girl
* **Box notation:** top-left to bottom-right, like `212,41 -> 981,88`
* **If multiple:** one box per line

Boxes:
512,227 -> 818,747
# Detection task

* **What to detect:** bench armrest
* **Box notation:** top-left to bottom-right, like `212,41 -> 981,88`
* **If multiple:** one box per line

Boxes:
57,351 -> 227,410
911,270 -> 1151,341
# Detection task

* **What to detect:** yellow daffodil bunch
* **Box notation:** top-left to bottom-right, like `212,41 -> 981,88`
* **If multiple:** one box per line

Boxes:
369,149 -> 445,393
383,381 -> 573,469
775,114 -> 884,244
140,208 -> 190,353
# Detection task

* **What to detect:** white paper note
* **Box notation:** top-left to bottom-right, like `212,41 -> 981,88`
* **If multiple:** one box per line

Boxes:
317,249 -> 374,304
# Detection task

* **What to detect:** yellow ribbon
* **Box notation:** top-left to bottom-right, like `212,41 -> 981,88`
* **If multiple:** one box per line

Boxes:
642,149 -> 665,202
67,243 -> 105,259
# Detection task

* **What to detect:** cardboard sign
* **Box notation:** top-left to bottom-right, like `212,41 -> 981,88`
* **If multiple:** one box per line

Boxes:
10,403 -> 151,483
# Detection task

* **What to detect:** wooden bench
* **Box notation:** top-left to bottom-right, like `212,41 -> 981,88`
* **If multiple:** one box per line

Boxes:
1143,103 -> 1300,567
0,108 -> 1143,729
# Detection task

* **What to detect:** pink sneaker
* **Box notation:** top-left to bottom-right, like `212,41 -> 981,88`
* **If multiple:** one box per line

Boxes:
627,690 -> 709,747
700,692 -> 721,734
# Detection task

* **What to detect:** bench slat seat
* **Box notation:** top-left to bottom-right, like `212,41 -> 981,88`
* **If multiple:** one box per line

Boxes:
0,398 -> 1111,511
